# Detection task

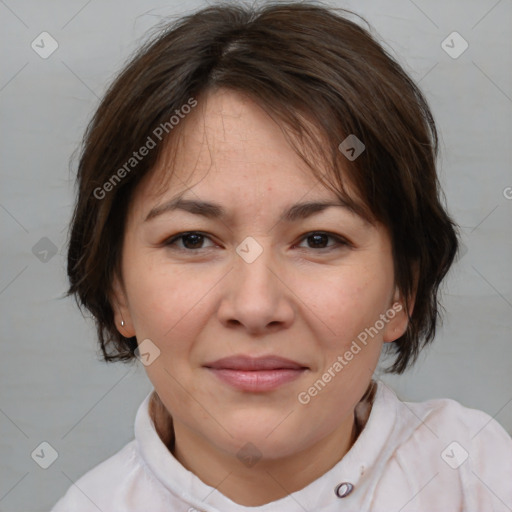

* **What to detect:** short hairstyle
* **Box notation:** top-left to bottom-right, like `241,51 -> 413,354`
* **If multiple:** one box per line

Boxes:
66,1 -> 459,374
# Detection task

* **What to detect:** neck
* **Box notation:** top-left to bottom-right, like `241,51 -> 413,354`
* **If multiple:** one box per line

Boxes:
149,388 -> 374,507
174,411 -> 358,506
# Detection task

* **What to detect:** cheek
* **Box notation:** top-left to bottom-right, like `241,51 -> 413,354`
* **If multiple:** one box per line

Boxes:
126,267 -> 211,400
297,260 -> 393,345
124,261 -> 214,343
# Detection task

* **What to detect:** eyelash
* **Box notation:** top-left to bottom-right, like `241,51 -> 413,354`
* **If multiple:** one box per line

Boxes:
162,231 -> 352,253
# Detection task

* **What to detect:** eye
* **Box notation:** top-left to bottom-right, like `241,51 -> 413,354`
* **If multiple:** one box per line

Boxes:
295,231 -> 351,251
162,230 -> 351,253
163,231 -> 216,251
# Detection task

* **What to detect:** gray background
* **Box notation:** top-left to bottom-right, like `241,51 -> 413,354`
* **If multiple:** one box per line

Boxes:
1,0 -> 511,510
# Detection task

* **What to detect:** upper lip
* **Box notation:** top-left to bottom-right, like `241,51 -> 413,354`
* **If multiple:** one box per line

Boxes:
204,355 -> 307,371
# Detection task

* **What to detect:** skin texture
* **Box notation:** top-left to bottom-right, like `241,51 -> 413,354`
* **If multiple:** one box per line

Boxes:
111,88 -> 410,507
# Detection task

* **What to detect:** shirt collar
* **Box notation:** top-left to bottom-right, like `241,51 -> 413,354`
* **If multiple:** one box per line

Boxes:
134,380 -> 400,512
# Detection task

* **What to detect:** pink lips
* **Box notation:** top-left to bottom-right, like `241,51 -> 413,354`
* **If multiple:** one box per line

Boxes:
204,355 -> 308,392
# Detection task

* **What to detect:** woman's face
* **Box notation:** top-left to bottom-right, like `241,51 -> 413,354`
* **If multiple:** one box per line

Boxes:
113,88 -> 408,461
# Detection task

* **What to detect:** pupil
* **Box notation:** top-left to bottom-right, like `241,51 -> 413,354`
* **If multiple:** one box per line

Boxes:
182,233 -> 328,249
309,233 -> 327,248
184,234 -> 203,249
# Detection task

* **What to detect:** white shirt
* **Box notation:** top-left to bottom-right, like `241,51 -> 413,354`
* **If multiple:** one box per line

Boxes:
50,381 -> 512,511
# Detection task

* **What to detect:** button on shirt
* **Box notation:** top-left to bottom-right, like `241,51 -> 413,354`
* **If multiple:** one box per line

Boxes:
50,381 -> 512,511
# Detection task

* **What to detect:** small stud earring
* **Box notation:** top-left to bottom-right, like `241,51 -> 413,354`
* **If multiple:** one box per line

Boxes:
121,320 -> 125,327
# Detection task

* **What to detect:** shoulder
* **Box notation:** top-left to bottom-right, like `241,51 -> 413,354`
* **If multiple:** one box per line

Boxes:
50,440 -> 161,512
386,388 -> 512,510
401,392 -> 512,451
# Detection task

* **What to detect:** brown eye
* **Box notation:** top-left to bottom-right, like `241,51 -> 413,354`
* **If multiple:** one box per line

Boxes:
297,232 -> 350,250
164,232 -> 216,251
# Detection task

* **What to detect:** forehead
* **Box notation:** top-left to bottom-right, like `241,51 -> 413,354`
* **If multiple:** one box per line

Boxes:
128,88 -> 367,223
151,89 -> 319,188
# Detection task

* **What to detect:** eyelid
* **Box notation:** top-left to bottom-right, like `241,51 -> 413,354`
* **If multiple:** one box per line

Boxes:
294,231 -> 352,250
162,231 -> 218,250
162,230 -> 353,252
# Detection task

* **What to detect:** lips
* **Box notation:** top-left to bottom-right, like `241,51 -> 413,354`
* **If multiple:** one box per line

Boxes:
203,355 -> 307,371
203,355 -> 308,392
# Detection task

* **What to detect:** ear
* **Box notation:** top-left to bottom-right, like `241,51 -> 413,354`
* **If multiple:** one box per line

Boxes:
382,286 -> 414,343
110,270 -> 136,338
382,290 -> 409,343
383,264 -> 419,343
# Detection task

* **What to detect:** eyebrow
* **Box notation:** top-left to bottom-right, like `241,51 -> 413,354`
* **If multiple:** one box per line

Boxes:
144,196 -> 369,224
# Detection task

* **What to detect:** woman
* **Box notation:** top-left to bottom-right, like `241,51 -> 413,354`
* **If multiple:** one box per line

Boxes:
52,2 -> 512,511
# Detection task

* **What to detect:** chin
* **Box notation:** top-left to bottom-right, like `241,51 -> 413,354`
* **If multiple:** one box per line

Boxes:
214,418 -> 307,457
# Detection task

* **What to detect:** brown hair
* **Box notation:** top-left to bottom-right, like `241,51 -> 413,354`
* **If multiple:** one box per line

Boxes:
66,1 -> 459,374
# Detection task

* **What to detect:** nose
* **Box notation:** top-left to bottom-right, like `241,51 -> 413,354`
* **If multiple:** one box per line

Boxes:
217,240 -> 295,335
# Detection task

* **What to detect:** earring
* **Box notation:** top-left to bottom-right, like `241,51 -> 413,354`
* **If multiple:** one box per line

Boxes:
121,320 -> 125,327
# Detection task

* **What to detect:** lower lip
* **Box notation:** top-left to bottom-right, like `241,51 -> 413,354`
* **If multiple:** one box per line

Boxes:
206,368 -> 306,392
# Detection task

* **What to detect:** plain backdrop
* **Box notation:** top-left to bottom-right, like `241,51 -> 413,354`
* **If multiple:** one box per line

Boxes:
1,0 -> 511,510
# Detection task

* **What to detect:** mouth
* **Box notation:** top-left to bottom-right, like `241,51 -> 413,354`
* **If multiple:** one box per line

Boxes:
203,355 -> 308,392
